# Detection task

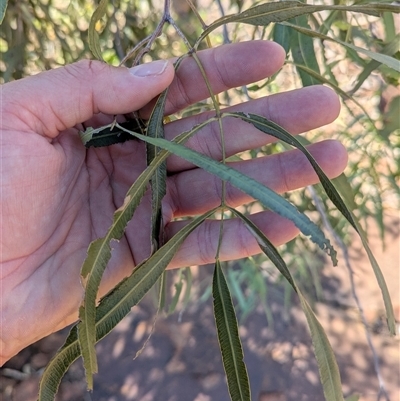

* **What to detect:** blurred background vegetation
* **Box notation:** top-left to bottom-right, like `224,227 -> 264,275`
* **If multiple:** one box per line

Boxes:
1,0 -> 399,319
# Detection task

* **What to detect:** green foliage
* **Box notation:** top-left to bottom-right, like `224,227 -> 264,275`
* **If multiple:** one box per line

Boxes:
2,1 -> 399,400
213,260 -> 251,401
0,0 -> 7,24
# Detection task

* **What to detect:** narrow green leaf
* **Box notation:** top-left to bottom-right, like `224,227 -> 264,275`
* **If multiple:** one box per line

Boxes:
213,260 -> 251,401
77,152 -> 158,388
88,0 -> 108,60
383,12 -> 396,42
228,210 -> 344,400
38,209 -> 216,401
281,21 -> 400,72
228,207 -> 296,291
38,324 -> 81,401
272,23 -> 292,55
299,293 -> 344,401
350,35 -> 400,94
331,174 -> 357,212
158,271 -> 167,312
226,112 -> 356,229
225,112 -> 396,335
78,301 -> 98,389
290,15 -> 321,86
168,270 -> 184,314
124,130 -> 337,264
196,2 -> 399,46
146,89 -> 169,251
0,0 -> 8,24
182,268 -> 193,309
290,62 -> 351,100
288,62 -> 376,125
77,120 -> 213,388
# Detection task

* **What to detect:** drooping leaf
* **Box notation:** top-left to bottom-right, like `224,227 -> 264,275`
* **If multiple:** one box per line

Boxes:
224,112 -> 396,335
383,11 -> 396,42
233,211 -> 344,399
0,0 -> 8,24
288,63 -> 374,124
77,120 -> 214,388
331,174 -> 357,212
37,324 -> 81,401
228,207 -> 296,291
281,21 -> 400,72
123,130 -> 337,264
196,2 -> 399,46
290,63 -> 351,100
213,260 -> 251,401
88,0 -> 109,60
350,35 -> 400,94
272,23 -> 292,55
167,269 -> 184,314
379,95 -> 400,141
38,208 -> 216,401
230,208 -> 344,400
158,271 -> 167,312
227,112 -> 396,333
299,293 -> 344,401
146,88 -> 169,251
290,15 -> 321,86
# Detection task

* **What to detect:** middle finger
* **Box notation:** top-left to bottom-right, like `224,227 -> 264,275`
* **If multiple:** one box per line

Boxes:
165,85 -> 340,173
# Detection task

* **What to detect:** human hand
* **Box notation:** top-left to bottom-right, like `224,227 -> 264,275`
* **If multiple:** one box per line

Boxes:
0,41 -> 346,364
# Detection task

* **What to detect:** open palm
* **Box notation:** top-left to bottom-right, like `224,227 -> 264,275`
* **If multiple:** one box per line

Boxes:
0,41 -> 346,364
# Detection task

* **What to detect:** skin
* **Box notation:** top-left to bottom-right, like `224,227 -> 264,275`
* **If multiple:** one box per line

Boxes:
0,40 -> 346,365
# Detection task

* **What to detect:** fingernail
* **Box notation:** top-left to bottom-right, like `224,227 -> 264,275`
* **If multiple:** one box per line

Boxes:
130,60 -> 169,77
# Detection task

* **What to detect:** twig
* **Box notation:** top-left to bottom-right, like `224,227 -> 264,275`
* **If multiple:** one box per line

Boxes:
111,0 -> 125,61
120,0 -> 173,67
186,0 -> 208,30
215,0 -> 230,44
307,185 -> 390,401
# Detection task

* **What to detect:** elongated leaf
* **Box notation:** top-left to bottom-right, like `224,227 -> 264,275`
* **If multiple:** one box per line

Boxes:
146,89 -> 169,251
350,35 -> 400,94
281,21 -> 400,72
88,0 -> 108,60
290,15 -> 321,86
213,260 -> 251,401
77,120 -> 214,388
289,62 -> 375,125
196,2 -> 399,46
123,130 -> 337,264
168,270 -> 184,314
38,209 -> 216,401
299,293 -> 344,401
231,208 -> 344,400
383,11 -> 396,42
331,174 -> 357,212
40,119 -> 215,397
77,148 -> 163,388
290,63 -> 351,100
77,174 -> 153,387
228,207 -> 296,290
0,0 -> 8,24
225,112 -> 396,335
272,22 -> 292,55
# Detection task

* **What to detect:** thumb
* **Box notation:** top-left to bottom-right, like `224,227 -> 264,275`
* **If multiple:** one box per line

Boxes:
1,59 -> 174,138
